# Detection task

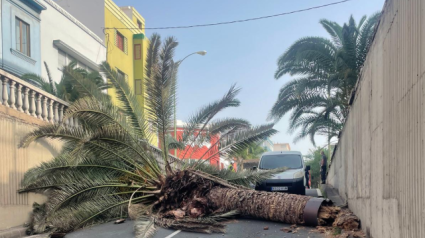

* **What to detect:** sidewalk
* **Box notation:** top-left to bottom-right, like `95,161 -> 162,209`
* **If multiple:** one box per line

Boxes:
0,226 -> 26,238
321,184 -> 345,207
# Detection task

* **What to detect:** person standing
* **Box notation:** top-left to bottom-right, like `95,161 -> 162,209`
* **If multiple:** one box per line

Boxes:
320,151 -> 328,184
305,165 -> 311,189
228,162 -> 235,171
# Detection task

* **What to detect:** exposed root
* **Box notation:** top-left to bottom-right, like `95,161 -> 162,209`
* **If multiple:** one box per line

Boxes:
155,170 -> 216,218
318,206 -> 361,232
332,209 -> 361,231
318,205 -> 341,226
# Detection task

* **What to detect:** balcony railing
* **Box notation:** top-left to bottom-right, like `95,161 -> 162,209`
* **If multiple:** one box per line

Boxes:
0,68 -> 77,125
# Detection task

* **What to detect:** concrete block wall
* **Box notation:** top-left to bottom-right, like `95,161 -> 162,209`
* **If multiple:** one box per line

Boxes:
327,0 -> 425,237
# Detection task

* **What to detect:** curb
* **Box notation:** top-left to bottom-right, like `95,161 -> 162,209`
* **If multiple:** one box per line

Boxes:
322,184 -> 345,207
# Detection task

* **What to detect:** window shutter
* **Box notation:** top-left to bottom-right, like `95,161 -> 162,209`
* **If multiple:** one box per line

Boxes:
135,79 -> 142,95
134,44 -> 141,60
124,37 -> 128,54
114,29 -> 117,46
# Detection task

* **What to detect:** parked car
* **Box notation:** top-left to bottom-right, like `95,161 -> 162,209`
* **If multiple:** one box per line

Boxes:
254,151 -> 306,195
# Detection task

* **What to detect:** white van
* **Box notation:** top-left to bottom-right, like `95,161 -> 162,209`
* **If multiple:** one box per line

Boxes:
254,151 -> 306,195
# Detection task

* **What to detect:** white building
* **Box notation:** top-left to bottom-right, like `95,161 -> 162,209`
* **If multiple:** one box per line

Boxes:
273,143 -> 291,151
261,138 -> 274,152
40,0 -> 106,82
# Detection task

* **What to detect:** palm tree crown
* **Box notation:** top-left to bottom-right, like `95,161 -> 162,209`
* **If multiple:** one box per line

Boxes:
21,61 -> 110,102
270,14 -> 380,145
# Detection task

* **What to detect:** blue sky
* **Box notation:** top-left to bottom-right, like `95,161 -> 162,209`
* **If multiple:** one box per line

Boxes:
116,0 -> 385,154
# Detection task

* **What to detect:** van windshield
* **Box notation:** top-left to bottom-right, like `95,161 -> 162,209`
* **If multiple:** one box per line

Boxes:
259,154 -> 302,170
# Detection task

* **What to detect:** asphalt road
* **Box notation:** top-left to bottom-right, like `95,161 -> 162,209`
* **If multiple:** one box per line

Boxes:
66,189 -> 323,238
66,219 -> 325,238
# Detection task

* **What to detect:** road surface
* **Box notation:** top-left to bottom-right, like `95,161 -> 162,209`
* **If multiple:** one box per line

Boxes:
66,189 -> 324,238
66,219 -> 324,238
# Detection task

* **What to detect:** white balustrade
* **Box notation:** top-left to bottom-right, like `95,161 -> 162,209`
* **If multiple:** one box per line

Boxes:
59,105 -> 64,122
30,91 -> 36,117
36,94 -> 43,120
54,103 -> 59,123
42,96 -> 48,121
48,99 -> 54,123
0,69 -> 71,126
16,84 -> 23,112
9,81 -> 16,109
23,87 -> 29,114
2,77 -> 9,107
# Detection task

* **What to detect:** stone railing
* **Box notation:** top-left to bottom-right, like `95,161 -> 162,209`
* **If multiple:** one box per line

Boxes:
0,69 -> 77,126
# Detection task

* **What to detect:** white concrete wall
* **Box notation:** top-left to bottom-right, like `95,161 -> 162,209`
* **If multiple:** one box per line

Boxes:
40,0 -> 106,83
327,0 -> 425,237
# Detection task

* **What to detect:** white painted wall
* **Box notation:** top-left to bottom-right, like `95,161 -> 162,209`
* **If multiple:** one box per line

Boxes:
40,0 -> 106,83
327,0 -> 424,237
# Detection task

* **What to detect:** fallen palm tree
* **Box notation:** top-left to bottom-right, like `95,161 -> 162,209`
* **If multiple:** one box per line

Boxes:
19,34 -> 361,237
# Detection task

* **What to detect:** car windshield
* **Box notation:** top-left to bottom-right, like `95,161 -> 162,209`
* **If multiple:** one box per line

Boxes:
259,154 -> 302,170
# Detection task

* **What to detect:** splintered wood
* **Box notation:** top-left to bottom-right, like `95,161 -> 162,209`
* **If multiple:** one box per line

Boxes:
318,206 -> 360,231
332,209 -> 360,231
318,205 -> 341,226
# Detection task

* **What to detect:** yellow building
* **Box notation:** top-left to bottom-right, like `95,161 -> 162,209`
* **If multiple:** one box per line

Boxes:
104,3 -> 145,105
57,0 -> 155,144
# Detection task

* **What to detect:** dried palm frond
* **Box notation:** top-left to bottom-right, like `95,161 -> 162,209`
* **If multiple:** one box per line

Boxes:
134,216 -> 156,238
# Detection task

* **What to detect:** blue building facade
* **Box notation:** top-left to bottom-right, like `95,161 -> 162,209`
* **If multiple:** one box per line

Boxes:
0,0 -> 45,76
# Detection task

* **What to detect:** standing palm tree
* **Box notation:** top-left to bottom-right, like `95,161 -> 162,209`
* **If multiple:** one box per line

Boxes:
231,142 -> 266,171
21,61 -> 110,102
19,34 -> 356,237
270,14 -> 380,146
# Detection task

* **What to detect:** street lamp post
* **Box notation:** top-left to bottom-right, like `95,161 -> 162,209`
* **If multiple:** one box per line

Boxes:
173,51 -> 207,157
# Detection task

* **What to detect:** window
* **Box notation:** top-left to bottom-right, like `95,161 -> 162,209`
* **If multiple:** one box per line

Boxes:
259,154 -> 303,170
15,18 -> 30,56
134,44 -> 141,60
116,31 -> 124,51
58,49 -> 94,72
135,79 -> 142,95
117,69 -> 127,83
58,50 -> 66,68
68,55 -> 76,64
137,20 -> 143,29
115,30 -> 128,54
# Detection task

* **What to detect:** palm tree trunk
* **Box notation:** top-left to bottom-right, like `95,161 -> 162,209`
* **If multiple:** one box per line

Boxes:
205,187 -> 359,229
206,187 -> 310,224
238,158 -> 244,171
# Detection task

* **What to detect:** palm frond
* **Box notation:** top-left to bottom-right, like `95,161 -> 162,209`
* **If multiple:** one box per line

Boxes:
198,124 -> 277,165
135,216 -> 156,238
144,36 -> 179,174
208,118 -> 250,135
21,73 -> 55,94
100,62 -> 148,139
146,33 -> 161,79
179,85 -> 241,161
62,64 -> 109,102
195,163 -> 286,188
44,61 -> 57,95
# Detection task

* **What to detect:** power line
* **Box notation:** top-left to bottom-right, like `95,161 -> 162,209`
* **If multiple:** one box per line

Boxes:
104,0 -> 352,31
